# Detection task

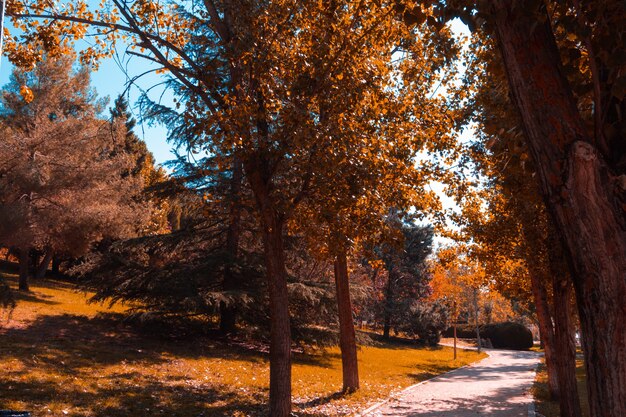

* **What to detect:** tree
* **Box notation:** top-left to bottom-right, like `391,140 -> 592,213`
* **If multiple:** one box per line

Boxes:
402,300 -> 449,346
450,29 -> 583,412
481,3 -> 626,416
0,55 -> 146,291
370,218 -> 434,339
438,2 -> 623,415
430,246 -> 523,353
289,13 -> 459,385
109,94 -> 172,236
390,1 -> 626,412
4,1 -> 461,414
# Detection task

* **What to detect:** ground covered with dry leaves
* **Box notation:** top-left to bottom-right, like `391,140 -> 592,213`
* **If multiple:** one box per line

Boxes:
0,274 -> 485,416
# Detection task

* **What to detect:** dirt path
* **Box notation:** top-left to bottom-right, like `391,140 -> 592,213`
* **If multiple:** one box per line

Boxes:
362,349 -> 541,417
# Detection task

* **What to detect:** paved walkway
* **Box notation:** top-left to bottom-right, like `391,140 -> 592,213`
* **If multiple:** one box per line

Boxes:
363,349 -> 541,417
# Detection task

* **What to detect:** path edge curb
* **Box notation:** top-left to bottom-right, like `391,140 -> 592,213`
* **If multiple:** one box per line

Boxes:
356,346 -> 490,416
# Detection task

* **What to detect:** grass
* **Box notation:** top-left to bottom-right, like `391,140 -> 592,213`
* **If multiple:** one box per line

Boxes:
0,273 -> 486,416
532,359 -> 589,417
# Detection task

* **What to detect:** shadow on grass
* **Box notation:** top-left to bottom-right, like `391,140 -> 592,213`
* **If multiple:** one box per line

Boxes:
1,272 -> 78,292
293,350 -> 342,369
11,290 -> 60,306
0,312 -> 272,416
295,390 -> 347,408
0,313 -> 270,371
0,372 -> 266,417
406,371 -> 440,381
360,330 -> 443,351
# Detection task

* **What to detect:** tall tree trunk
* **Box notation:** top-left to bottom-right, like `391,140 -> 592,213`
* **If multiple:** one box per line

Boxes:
453,320 -> 457,360
520,207 -> 560,397
29,249 -> 40,276
552,275 -> 582,417
529,266 -> 560,399
334,250 -> 359,392
261,211 -> 291,417
18,248 -> 30,291
220,158 -> 243,334
548,229 -> 582,417
35,249 -> 53,280
51,255 -> 60,275
490,3 -> 626,416
383,270 -> 394,339
472,288 -> 482,353
246,162 -> 292,417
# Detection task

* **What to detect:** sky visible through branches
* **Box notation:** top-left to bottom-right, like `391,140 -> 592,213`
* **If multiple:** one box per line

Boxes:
0,17 -> 470,168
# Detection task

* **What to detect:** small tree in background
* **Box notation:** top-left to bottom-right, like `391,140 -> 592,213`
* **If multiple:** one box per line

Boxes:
0,55 -> 147,290
363,216 -> 434,339
402,300 -> 449,346
109,94 -> 170,235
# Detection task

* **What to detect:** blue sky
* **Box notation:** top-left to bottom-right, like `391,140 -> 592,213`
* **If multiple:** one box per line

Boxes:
0,49 -> 177,165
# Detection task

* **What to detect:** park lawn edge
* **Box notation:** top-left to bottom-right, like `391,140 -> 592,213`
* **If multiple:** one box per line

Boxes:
1,274 -> 486,416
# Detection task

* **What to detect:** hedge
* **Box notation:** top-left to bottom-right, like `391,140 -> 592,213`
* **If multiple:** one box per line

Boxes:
443,321 -> 533,350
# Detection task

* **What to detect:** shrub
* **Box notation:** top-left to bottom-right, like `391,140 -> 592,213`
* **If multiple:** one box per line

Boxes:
442,324 -> 477,339
403,301 -> 449,346
481,321 -> 533,350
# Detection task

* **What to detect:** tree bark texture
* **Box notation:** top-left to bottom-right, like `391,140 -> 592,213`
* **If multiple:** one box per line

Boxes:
334,250 -> 359,392
262,218 -> 291,417
491,3 -> 626,416
18,248 -> 29,291
245,161 -> 292,417
219,158 -> 243,334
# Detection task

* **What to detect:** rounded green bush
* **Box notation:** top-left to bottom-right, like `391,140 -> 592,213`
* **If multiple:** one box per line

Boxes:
480,321 -> 533,350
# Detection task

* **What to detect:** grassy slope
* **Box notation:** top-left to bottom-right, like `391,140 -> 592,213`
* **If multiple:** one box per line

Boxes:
0,273 -> 486,416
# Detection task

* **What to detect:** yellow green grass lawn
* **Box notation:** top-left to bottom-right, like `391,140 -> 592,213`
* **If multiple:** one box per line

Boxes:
0,273 -> 486,416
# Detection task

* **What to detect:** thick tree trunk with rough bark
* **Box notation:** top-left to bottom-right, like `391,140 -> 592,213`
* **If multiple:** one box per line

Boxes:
261,217 -> 291,417
334,250 -> 359,392
245,160 -> 292,417
251,207 -> 292,416
18,248 -> 30,291
491,3 -> 626,416
219,158 -> 243,334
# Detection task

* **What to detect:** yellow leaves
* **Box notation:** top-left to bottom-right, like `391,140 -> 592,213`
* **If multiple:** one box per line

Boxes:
20,85 -> 34,103
368,259 -> 384,270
